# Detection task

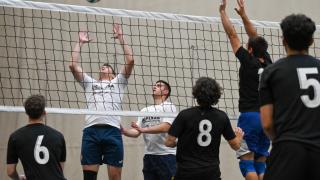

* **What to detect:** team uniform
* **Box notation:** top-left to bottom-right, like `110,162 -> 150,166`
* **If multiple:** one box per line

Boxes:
168,106 -> 236,180
80,73 -> 128,167
7,123 -> 66,180
136,101 -> 177,180
259,54 -> 320,180
235,47 -> 271,162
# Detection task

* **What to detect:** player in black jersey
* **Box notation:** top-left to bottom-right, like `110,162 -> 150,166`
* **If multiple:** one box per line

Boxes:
260,14 -> 320,180
165,77 -> 243,180
219,0 -> 272,179
6,95 -> 66,180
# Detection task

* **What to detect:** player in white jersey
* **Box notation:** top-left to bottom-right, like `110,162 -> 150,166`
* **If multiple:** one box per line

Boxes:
69,24 -> 134,180
122,80 -> 177,180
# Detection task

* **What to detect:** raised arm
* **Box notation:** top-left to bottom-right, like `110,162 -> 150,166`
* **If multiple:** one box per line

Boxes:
219,0 -> 241,54
234,0 -> 258,38
69,32 -> 92,82
113,24 -> 134,79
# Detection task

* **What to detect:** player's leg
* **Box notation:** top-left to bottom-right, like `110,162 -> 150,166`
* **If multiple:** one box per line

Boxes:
101,125 -> 124,180
107,165 -> 122,180
254,129 -> 270,180
237,112 -> 260,180
264,141 -> 306,180
81,127 -> 102,180
157,154 -> 176,180
254,157 -> 266,180
142,155 -> 158,180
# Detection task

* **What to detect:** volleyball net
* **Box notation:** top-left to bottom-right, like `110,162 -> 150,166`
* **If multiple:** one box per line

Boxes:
1,0 -> 319,119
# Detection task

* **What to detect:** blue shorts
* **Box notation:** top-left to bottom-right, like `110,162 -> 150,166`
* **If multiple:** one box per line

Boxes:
237,112 -> 270,158
81,125 -> 123,167
143,154 -> 176,180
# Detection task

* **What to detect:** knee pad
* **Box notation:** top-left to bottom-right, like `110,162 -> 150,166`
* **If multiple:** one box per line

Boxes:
254,162 -> 266,175
239,160 -> 256,177
83,170 -> 97,180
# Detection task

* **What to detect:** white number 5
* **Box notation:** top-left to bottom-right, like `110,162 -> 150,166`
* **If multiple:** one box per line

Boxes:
297,68 -> 320,108
34,135 -> 49,164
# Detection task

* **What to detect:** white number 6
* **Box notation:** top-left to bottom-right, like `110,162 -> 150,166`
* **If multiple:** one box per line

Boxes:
34,135 -> 49,164
297,68 -> 320,108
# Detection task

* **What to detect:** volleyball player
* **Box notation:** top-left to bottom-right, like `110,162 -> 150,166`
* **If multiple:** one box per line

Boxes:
165,77 -> 243,180
69,24 -> 134,180
6,95 -> 66,180
122,80 -> 176,180
219,0 -> 272,179
260,14 -> 320,180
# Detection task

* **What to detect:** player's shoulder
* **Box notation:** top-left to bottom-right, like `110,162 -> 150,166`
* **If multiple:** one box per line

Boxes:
211,107 -> 229,119
264,56 -> 287,71
44,125 -> 64,137
9,126 -> 26,140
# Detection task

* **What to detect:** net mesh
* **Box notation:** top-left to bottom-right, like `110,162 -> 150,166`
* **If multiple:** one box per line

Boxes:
1,0 -> 320,118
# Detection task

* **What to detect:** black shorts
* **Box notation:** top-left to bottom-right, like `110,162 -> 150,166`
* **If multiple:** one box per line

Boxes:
174,166 -> 221,180
264,141 -> 320,180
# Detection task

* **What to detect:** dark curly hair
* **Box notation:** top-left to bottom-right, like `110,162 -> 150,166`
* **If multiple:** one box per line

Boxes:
192,77 -> 222,107
24,95 -> 46,119
280,14 -> 316,51
248,36 -> 268,58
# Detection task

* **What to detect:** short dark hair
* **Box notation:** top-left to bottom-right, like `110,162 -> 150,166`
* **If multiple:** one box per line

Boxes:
280,14 -> 316,51
156,80 -> 171,99
102,63 -> 116,76
248,36 -> 268,58
24,95 -> 46,119
192,77 -> 222,107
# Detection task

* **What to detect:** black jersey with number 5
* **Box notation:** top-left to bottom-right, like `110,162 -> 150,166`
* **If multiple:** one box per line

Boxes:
7,123 -> 66,180
168,106 -> 235,177
259,55 -> 320,147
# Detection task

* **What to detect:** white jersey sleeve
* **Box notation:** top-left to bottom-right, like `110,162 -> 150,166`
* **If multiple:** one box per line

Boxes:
80,73 -> 96,90
162,103 -> 176,125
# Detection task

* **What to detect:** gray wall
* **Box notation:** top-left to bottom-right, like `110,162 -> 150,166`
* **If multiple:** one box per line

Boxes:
1,0 -> 320,180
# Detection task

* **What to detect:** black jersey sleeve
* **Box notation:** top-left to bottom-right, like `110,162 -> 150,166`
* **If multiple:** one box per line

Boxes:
168,111 -> 184,137
259,66 -> 274,106
60,135 -> 66,162
6,134 -> 18,164
222,115 -> 236,141
235,46 -> 251,65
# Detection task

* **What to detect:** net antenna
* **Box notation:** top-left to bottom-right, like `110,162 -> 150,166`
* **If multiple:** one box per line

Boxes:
1,0 -> 320,119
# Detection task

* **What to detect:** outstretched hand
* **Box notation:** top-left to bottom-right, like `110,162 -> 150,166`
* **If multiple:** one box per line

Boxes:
219,0 -> 227,13
234,127 -> 244,140
19,175 -> 26,180
113,23 -> 124,40
78,31 -> 93,44
131,122 -> 146,133
234,0 -> 245,16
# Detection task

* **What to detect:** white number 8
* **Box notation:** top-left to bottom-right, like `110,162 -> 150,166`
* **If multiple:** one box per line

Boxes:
197,119 -> 212,147
34,135 -> 49,164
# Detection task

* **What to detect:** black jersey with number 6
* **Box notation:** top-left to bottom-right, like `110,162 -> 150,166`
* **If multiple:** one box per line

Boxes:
259,55 -> 320,147
7,123 -> 66,180
168,106 -> 235,177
